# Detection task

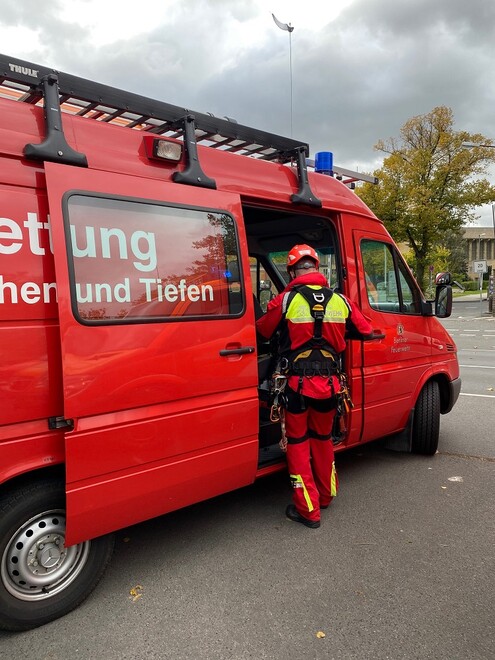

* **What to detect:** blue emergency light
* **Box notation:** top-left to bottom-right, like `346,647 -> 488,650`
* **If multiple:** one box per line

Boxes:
314,151 -> 333,176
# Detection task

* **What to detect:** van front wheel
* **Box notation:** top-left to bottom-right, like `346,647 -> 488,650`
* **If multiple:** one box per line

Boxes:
411,380 -> 440,455
0,479 -> 114,632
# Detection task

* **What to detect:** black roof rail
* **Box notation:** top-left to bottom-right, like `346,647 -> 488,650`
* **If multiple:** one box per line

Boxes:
0,54 -> 321,205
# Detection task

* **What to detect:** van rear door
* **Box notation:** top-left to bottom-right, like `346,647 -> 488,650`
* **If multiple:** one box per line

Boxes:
45,163 -> 258,545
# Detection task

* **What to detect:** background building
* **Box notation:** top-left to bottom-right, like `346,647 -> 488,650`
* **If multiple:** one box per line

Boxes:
463,227 -> 495,279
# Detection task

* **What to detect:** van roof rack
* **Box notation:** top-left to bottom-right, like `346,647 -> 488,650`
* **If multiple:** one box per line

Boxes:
305,159 -> 378,187
0,54 -> 322,206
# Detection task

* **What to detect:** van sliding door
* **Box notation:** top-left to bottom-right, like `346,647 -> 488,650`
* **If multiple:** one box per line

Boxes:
45,163 -> 258,545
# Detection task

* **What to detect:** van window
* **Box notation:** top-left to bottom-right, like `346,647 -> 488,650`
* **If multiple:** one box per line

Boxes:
361,239 -> 421,314
249,257 -> 277,313
268,247 -> 339,289
65,194 -> 243,323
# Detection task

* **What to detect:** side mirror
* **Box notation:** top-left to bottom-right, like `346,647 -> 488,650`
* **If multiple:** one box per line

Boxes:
435,272 -> 452,286
435,285 -> 452,318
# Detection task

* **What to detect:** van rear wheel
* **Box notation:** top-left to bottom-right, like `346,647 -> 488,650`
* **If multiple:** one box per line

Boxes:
0,479 -> 114,631
411,380 -> 440,455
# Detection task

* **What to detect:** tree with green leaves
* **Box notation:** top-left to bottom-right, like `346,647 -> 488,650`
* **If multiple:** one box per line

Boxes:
357,106 -> 495,289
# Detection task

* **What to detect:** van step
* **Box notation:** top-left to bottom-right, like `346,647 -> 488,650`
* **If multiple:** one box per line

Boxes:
258,443 -> 286,468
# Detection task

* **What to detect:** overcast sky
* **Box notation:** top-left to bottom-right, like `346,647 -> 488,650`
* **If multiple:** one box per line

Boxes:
2,0 -> 495,226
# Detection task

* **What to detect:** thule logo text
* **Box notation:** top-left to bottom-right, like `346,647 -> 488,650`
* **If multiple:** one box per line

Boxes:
9,63 -> 39,78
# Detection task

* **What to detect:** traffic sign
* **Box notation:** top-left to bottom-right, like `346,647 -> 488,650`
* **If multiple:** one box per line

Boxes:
473,260 -> 487,273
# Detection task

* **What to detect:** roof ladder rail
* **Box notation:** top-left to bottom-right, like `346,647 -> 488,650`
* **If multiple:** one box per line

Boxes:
171,114 -> 216,189
283,146 -> 321,207
23,73 -> 88,167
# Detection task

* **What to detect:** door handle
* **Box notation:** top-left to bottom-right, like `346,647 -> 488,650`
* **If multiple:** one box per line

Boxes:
362,329 -> 386,341
219,346 -> 255,356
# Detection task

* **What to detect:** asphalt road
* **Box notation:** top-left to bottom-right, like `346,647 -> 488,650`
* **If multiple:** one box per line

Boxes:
2,299 -> 494,660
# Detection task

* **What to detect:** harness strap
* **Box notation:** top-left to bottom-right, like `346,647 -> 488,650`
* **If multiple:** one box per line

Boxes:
285,346 -> 339,377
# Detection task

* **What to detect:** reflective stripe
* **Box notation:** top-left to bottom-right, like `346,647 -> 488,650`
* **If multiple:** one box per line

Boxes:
286,289 -> 349,324
290,474 -> 315,512
282,291 -> 293,314
287,315 -> 315,323
330,461 -> 338,497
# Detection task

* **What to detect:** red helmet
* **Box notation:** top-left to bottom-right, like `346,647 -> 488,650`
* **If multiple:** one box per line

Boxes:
286,244 -> 320,271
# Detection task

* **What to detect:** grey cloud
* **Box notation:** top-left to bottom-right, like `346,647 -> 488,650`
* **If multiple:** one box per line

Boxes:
193,0 -> 495,170
345,0 -> 495,43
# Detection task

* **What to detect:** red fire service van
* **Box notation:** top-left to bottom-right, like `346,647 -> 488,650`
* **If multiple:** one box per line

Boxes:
0,55 -> 460,630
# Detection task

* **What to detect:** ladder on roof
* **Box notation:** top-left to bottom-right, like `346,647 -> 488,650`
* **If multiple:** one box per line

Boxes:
0,53 -> 322,206
306,159 -> 379,187
0,54 -> 378,204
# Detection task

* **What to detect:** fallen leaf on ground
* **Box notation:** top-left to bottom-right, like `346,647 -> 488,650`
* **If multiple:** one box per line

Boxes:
129,585 -> 143,602
316,631 -> 326,639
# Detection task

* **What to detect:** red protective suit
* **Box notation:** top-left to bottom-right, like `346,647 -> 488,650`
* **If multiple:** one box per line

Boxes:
256,271 -> 372,523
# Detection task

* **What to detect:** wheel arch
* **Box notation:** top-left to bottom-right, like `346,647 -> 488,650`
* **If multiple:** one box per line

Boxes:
432,371 -> 457,414
0,465 -> 65,501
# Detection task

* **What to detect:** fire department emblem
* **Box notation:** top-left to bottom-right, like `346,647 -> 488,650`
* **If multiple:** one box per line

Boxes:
397,323 -> 404,336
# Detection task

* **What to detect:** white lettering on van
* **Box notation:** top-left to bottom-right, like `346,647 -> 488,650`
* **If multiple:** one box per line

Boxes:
131,231 -> 156,272
139,278 -> 214,303
0,212 -> 220,313
70,225 -> 157,272
71,225 -> 96,258
0,214 -> 53,256
0,276 -> 57,304
75,278 -> 131,304
0,218 -> 23,254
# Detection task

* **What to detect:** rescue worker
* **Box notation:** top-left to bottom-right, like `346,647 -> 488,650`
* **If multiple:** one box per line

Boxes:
256,244 -> 373,529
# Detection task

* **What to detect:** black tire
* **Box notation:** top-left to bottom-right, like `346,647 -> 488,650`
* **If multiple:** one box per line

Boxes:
0,479 -> 114,631
411,380 -> 440,455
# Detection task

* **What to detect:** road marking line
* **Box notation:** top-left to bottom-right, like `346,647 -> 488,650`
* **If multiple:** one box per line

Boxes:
458,349 -> 495,352
459,393 -> 495,398
459,334 -> 476,337
459,364 -> 495,369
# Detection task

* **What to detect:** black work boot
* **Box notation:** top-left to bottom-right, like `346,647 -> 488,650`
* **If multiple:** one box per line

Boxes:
285,504 -> 320,529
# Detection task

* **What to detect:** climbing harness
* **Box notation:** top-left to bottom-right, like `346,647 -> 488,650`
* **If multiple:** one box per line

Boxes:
281,285 -> 342,378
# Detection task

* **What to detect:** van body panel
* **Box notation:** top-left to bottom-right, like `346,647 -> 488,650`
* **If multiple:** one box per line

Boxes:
66,435 -> 257,545
0,426 -> 63,482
